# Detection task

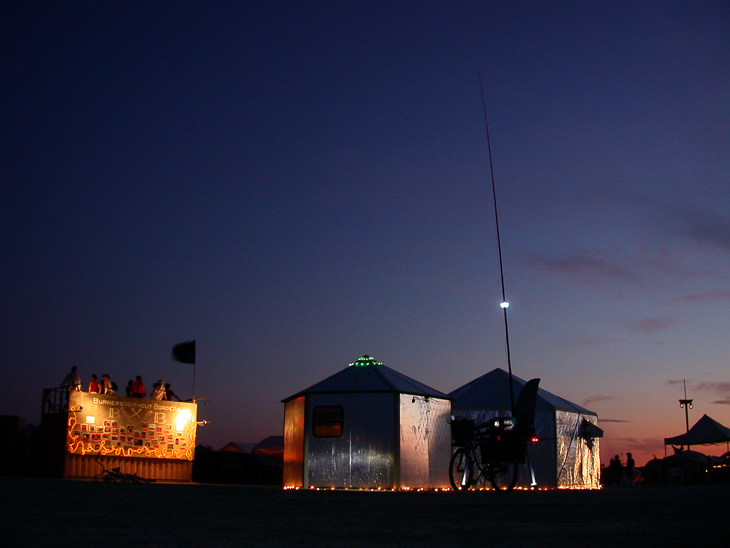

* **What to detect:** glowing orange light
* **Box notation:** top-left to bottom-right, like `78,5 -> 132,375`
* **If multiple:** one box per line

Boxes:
65,407 -> 197,461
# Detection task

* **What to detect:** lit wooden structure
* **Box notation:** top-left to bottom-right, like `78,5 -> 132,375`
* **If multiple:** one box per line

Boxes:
37,388 -> 197,481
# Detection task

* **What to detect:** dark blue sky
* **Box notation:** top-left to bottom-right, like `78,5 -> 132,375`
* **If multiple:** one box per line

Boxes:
3,1 -> 729,465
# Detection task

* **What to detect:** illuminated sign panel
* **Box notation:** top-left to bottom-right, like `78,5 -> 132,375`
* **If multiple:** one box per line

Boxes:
66,391 -> 197,460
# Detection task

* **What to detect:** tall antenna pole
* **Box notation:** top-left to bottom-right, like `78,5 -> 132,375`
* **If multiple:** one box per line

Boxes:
479,74 -> 515,411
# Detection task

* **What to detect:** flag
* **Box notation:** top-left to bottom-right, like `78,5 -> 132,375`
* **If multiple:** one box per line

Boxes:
172,340 -> 196,364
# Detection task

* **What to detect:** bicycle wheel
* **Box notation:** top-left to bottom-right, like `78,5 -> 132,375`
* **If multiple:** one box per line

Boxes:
485,461 -> 518,491
449,448 -> 474,491
126,474 -> 149,484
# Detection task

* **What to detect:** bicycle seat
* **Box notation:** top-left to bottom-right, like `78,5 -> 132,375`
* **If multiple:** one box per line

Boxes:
512,378 -> 540,434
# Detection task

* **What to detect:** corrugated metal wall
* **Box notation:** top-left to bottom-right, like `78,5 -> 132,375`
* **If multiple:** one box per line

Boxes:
65,454 -> 192,482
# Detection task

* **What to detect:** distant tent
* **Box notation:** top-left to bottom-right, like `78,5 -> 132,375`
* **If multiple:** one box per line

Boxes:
668,449 -> 713,462
282,355 -> 452,490
219,442 -> 248,453
252,436 -> 283,458
664,414 -> 730,446
449,368 -> 602,489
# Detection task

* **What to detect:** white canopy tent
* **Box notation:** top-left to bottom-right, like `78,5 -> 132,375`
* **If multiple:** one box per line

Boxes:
664,414 -> 730,449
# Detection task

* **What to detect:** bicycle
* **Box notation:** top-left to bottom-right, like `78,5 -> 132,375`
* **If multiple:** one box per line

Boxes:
448,416 -> 527,491
448,378 -> 540,491
94,457 -> 149,484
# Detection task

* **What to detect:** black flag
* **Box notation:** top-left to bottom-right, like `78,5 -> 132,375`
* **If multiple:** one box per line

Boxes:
172,340 -> 196,364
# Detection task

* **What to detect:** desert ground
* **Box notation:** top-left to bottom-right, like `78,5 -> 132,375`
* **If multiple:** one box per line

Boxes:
0,477 -> 725,547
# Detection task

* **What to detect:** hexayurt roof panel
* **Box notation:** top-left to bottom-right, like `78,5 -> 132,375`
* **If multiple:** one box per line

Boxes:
449,368 -> 595,415
282,355 -> 449,402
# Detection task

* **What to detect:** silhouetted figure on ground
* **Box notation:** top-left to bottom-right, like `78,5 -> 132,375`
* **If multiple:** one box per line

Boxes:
125,380 -> 133,397
625,452 -> 635,485
609,455 -> 623,485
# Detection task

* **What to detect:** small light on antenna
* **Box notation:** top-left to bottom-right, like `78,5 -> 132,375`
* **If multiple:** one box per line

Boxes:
500,301 -> 510,309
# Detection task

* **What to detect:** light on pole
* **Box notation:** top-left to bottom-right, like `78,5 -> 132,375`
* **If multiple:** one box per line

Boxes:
678,379 -> 693,433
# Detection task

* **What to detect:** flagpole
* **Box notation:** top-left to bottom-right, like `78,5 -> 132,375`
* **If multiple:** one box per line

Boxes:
192,360 -> 197,402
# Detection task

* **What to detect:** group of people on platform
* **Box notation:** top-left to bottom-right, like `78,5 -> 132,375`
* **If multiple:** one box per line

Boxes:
60,366 -> 184,402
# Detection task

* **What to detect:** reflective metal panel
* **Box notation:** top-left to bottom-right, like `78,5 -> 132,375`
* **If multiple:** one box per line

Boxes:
306,393 -> 396,489
399,395 -> 451,489
283,396 -> 305,488
556,410 -> 601,489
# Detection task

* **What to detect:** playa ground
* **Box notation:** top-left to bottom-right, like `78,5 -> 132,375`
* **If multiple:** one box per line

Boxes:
0,477 -> 724,547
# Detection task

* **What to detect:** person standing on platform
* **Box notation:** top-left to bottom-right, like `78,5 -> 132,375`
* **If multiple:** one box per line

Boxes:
101,374 -> 115,395
164,383 -> 182,401
88,374 -> 101,394
151,380 -> 166,400
60,366 -> 82,392
131,376 -> 146,398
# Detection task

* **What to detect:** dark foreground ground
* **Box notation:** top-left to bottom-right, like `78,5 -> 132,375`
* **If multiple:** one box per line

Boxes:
0,477 -> 725,547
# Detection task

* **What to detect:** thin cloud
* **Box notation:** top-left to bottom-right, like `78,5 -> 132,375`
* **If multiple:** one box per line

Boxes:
582,395 -> 615,407
620,437 -> 657,450
670,290 -> 730,304
625,317 -> 674,334
529,252 -> 640,286
527,246 -> 691,293
527,205 -> 730,300
670,204 -> 730,253
667,379 -> 687,387
694,381 -> 730,394
668,380 -> 730,403
606,437 -> 666,460
598,418 -> 631,423
563,335 -> 622,348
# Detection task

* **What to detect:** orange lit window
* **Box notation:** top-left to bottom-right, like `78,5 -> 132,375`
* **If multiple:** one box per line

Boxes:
312,406 -> 343,437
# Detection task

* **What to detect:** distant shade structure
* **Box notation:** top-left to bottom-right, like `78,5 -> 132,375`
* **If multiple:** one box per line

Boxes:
664,414 -> 730,446
281,355 -> 452,490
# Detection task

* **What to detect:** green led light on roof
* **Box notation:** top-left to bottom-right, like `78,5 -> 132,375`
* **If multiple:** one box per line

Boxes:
348,355 -> 383,367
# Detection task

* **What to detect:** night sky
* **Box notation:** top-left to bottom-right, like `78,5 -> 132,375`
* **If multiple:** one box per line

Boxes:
4,1 -> 729,466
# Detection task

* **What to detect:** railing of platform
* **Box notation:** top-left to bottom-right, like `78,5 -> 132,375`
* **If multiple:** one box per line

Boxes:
42,387 -> 70,415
